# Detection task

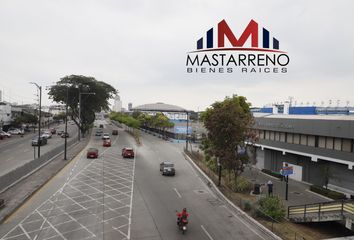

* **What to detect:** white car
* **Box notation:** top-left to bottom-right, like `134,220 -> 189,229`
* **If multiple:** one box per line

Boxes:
102,133 -> 110,140
8,129 -> 24,135
41,131 -> 52,139
0,131 -> 11,138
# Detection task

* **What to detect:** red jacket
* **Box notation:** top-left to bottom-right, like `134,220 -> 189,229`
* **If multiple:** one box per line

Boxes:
177,210 -> 189,219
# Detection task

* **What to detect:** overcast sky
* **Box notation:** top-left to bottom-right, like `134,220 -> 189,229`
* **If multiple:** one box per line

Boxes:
0,0 -> 353,111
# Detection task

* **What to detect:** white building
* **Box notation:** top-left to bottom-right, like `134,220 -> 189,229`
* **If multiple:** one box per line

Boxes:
113,94 -> 122,112
0,102 -> 12,129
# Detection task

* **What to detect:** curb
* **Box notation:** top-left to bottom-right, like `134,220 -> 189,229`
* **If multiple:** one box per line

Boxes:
183,152 -> 282,240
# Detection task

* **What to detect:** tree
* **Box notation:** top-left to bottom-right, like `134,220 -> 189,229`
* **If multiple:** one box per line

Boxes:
258,196 -> 286,221
53,112 -> 66,122
48,75 -> 117,134
201,95 -> 256,183
13,112 -> 38,127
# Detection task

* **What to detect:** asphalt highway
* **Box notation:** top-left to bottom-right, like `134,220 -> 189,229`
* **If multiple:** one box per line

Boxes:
0,120 -> 277,240
0,123 -> 78,177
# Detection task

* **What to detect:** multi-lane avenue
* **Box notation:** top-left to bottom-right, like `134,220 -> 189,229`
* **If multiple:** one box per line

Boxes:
0,124 -> 77,177
0,120 -> 278,240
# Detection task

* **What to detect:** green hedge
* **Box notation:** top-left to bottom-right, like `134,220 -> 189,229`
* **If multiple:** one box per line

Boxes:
310,185 -> 346,200
261,169 -> 283,180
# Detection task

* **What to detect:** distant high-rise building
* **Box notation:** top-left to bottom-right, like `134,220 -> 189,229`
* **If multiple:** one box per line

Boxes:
128,102 -> 133,111
113,94 -> 122,112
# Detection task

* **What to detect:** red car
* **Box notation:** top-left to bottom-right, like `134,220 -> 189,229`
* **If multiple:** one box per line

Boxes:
50,128 -> 56,134
87,148 -> 98,158
122,147 -> 134,158
103,139 -> 111,147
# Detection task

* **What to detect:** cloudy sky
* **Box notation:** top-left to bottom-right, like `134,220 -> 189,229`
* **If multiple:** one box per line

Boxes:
0,0 -> 353,111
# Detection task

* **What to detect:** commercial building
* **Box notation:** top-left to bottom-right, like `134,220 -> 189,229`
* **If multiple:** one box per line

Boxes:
253,113 -> 354,197
113,94 -> 122,112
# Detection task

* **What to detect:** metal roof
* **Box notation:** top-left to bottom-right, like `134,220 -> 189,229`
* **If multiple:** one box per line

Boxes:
133,103 -> 187,112
255,114 -> 354,121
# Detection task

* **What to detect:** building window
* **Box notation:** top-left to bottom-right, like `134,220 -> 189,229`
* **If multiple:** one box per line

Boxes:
270,131 -> 275,141
318,136 -> 326,148
334,138 -> 342,151
293,134 -> 300,144
275,132 -> 280,141
326,137 -> 334,150
265,131 -> 270,140
300,135 -> 307,145
259,130 -> 264,139
280,132 -> 286,142
342,139 -> 352,152
286,133 -> 293,144
308,135 -> 315,147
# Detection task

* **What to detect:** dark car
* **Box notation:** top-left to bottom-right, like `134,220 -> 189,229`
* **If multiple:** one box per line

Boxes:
50,128 -> 56,134
95,130 -> 102,136
103,139 -> 111,147
57,130 -> 64,136
112,130 -> 118,135
61,132 -> 69,138
87,148 -> 99,158
160,161 -> 175,176
31,136 -> 48,146
122,147 -> 134,158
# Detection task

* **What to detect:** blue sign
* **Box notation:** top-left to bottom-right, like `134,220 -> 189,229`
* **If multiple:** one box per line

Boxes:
174,126 -> 192,134
281,166 -> 293,176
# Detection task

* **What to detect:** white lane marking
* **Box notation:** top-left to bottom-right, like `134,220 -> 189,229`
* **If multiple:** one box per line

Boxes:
221,205 -> 266,240
127,147 -> 137,240
5,156 -> 14,162
23,149 -> 30,153
174,188 -> 182,198
18,223 -> 31,240
35,210 -> 68,240
201,225 -> 214,240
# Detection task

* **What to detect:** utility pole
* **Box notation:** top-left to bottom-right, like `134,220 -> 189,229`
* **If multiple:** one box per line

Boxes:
185,111 -> 189,151
30,82 -> 42,158
64,86 -> 68,160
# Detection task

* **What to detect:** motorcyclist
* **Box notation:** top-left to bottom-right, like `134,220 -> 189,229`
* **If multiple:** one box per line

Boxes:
176,208 -> 189,226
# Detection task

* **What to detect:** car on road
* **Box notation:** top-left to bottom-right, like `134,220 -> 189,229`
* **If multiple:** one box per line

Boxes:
0,131 -> 11,138
31,136 -> 47,146
87,148 -> 99,158
99,124 -> 104,128
102,133 -> 110,140
8,128 -> 24,135
41,130 -> 52,139
160,161 -> 175,176
103,139 -> 111,147
112,130 -> 118,135
57,130 -> 64,136
122,147 -> 134,158
61,132 -> 69,138
95,130 -> 103,136
50,128 -> 56,134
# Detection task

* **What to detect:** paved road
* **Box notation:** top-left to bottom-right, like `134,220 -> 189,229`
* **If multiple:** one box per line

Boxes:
0,123 -> 77,177
0,121 -> 276,240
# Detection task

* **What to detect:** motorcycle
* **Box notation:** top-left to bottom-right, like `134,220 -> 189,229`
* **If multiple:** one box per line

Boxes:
177,217 -> 188,234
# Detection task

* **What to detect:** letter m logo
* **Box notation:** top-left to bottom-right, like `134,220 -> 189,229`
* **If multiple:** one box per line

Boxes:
218,19 -> 258,48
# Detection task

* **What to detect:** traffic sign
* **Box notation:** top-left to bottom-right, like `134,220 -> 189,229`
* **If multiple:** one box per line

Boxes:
281,166 -> 293,176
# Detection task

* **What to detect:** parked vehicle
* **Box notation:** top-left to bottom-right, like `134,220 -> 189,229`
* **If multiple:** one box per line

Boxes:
0,131 -> 11,138
31,136 -> 47,146
112,130 -> 118,135
160,161 -> 176,176
87,148 -> 99,158
50,128 -> 56,134
122,148 -> 134,158
8,128 -> 24,135
57,130 -> 64,136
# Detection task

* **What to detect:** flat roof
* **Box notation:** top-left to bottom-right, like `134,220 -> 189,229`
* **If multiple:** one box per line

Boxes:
254,114 -> 354,121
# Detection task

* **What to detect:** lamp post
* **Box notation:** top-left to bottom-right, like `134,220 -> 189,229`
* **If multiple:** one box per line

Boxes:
30,82 -> 42,158
185,111 -> 189,151
64,86 -> 69,160
78,92 -> 95,141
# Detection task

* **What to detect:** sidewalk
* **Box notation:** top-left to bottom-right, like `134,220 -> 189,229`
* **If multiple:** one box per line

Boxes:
242,166 -> 331,207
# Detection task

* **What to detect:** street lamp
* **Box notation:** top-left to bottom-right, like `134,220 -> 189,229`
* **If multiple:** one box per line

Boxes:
30,82 -> 42,158
78,91 -> 95,141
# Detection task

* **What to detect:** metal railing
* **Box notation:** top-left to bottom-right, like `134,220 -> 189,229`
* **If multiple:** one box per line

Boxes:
288,200 -> 354,222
